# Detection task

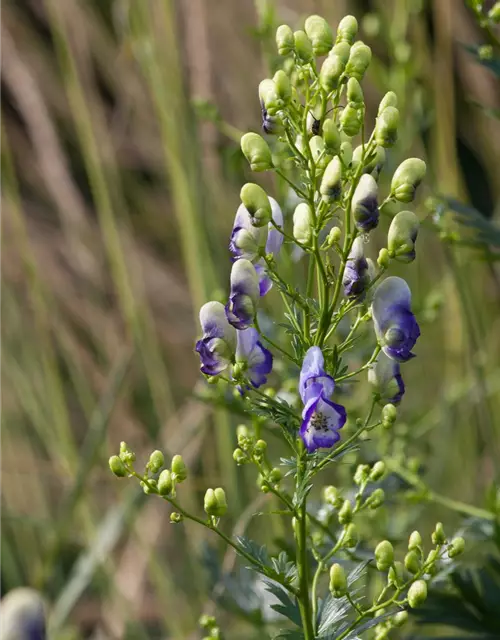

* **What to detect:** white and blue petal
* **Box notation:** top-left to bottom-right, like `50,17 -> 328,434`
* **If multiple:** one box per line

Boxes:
236,328 -> 273,388
266,197 -> 284,256
196,301 -> 236,375
230,204 -> 267,262
343,237 -> 369,299
368,352 -> 405,404
299,346 -> 335,404
300,394 -> 346,453
226,260 -> 260,329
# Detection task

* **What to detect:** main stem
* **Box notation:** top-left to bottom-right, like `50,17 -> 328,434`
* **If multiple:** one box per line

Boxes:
296,451 -> 315,639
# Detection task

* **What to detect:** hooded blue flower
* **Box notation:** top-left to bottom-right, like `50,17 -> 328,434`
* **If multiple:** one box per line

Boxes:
371,277 -> 420,362
368,352 -> 405,404
352,174 -> 379,232
236,328 -> 273,388
343,237 -> 370,299
299,347 -> 346,453
195,301 -> 236,376
225,259 -> 260,329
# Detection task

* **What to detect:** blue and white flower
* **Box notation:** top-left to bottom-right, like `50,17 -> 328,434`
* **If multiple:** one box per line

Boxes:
225,259 -> 260,329
352,174 -> 379,232
195,301 -> 236,376
368,352 -> 405,404
299,347 -> 346,453
236,328 -> 273,388
342,237 -> 370,299
371,277 -> 420,362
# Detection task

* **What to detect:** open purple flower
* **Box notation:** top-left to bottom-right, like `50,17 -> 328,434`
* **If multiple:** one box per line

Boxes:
368,352 -> 405,404
299,347 -> 346,453
343,237 -> 369,299
225,259 -> 260,329
371,277 -> 420,362
236,328 -> 273,388
195,301 -> 236,376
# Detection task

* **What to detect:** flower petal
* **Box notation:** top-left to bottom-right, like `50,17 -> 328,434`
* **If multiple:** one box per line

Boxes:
371,276 -> 411,339
254,262 -> 273,297
299,346 -> 335,402
199,301 -> 236,348
266,197 -> 284,255
300,394 -> 346,453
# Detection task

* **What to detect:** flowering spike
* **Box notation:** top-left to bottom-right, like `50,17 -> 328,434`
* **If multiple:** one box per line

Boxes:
226,260 -> 260,329
391,158 -> 427,203
276,24 -> 294,55
240,133 -> 273,171
371,277 -> 420,362
352,174 -> 379,231
304,15 -> 333,56
388,210 -> 420,262
196,301 -> 236,376
240,183 -> 272,227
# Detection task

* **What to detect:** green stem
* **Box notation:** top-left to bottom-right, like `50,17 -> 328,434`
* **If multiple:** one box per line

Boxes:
336,345 -> 381,382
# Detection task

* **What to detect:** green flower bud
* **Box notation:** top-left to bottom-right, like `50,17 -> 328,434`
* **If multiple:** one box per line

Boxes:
393,610 -> 408,627
240,183 -> 272,227
305,15 -> 333,56
391,158 -> 426,203
293,202 -> 314,246
377,248 -> 390,269
352,145 -> 385,175
171,454 -> 188,482
158,469 -> 173,495
368,488 -> 385,509
489,2 -> 500,22
388,210 -> 420,263
408,531 -> 422,551
276,24 -> 294,55
259,79 -> 281,115
354,464 -> 370,486
254,439 -> 267,454
199,614 -> 217,629
375,106 -> 399,147
241,133 -> 273,172
404,550 -> 421,574
204,487 -> 227,517
388,561 -> 404,586
340,141 -> 353,166
119,441 -> 136,464
378,91 -> 398,115
340,103 -> 362,137
408,579 -> 427,608
170,512 -> 183,523
338,499 -> 352,524
109,455 -> 127,477
148,450 -> 164,474
343,523 -> 358,548
214,488 -> 228,515
370,461 -> 386,481
141,479 -> 156,494
382,403 -> 397,426
345,42 -> 372,80
268,467 -> 282,484
320,156 -> 342,203
375,540 -> 394,571
309,135 -> 330,170
347,77 -> 364,106
329,563 -> 348,597
233,448 -> 247,465
330,41 -> 351,63
294,30 -> 313,62
273,70 -> 292,103
322,119 -> 341,155
448,537 -> 465,558
432,522 -> 446,545
326,226 -> 342,247
323,485 -> 341,507
425,548 -> 439,567
319,55 -> 345,92
336,15 -> 358,44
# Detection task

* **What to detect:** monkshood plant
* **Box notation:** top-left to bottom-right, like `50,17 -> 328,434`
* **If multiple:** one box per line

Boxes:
110,14 -> 465,639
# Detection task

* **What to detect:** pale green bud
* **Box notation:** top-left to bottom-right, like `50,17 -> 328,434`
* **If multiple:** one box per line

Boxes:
425,548 -> 439,568
241,133 -> 273,171
343,523 -> 358,548
488,2 -> 500,22
319,55 -> 345,92
391,158 -> 426,202
448,537 -> 465,558
375,540 -> 394,571
340,103 -> 362,137
323,485 -> 341,507
408,580 -> 427,608
327,226 -> 342,247
408,531 -> 422,551
158,469 -> 173,495
354,464 -> 370,486
276,24 -> 294,55
320,156 -> 342,202
273,70 -> 292,103
340,141 -> 353,166
268,467 -> 282,484
432,522 -> 446,545
352,145 -> 385,175
378,91 -> 398,115
347,77 -> 364,105
382,403 -> 397,426
388,561 -> 404,586
199,614 -> 217,629
388,210 -> 420,262
329,563 -> 347,597
254,439 -> 267,454
404,550 -> 421,574
305,15 -> 333,56
345,42 -> 372,80
233,448 -> 247,465
370,461 -> 386,481
309,135 -> 330,170
330,43 -> 351,67
322,119 -> 341,154
259,79 -> 281,115
368,488 -> 385,509
171,454 -> 188,481
377,248 -> 390,269
393,611 -> 408,627
170,512 -> 183,523
336,15 -> 358,44
375,106 -> 399,147
294,30 -> 313,62
240,183 -> 272,227
141,479 -> 156,494
119,441 -> 136,464
338,499 -> 352,524
204,487 -> 227,517
109,455 -> 127,477
293,202 -> 314,246
148,450 -> 164,474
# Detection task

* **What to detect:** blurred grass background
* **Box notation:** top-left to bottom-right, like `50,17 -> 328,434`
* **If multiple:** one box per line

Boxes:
1,0 -> 500,638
